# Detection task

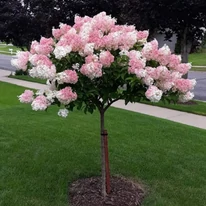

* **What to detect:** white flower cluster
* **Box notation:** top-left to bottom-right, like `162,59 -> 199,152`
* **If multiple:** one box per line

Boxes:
84,43 -> 95,55
53,45 -> 72,59
29,65 -> 56,79
179,92 -> 194,103
58,108 -> 69,117
45,90 -> 56,103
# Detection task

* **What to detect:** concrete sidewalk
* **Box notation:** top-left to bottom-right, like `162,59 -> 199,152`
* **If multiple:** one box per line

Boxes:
0,69 -> 206,130
0,69 -> 47,90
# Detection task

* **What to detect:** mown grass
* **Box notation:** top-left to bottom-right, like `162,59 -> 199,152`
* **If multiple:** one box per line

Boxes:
9,75 -> 46,84
0,82 -> 206,206
0,44 -> 20,55
140,100 -> 206,116
189,52 -> 206,66
191,67 -> 206,72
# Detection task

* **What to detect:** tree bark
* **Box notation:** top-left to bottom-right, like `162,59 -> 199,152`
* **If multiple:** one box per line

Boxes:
100,109 -> 111,198
181,27 -> 189,78
100,110 -> 106,198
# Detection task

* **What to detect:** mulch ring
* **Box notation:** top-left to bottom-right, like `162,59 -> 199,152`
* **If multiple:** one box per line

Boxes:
69,176 -> 145,206
177,100 -> 197,105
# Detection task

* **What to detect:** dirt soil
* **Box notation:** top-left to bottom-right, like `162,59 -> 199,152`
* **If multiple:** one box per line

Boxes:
69,176 -> 145,206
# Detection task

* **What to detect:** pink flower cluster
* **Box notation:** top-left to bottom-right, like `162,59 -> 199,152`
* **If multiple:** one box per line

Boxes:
31,95 -> 51,111
99,51 -> 114,67
14,12 -> 196,116
128,50 -> 146,78
80,62 -> 103,79
136,30 -> 149,42
11,51 -> 30,71
174,79 -> 196,93
145,86 -> 163,102
132,40 -> 196,101
56,87 -> 77,105
18,90 -> 34,103
29,54 -> 56,80
30,37 -> 54,55
56,70 -> 78,84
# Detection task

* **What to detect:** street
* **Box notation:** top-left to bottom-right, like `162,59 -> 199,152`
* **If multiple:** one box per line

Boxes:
0,54 -> 205,101
188,72 -> 206,101
0,54 -> 16,71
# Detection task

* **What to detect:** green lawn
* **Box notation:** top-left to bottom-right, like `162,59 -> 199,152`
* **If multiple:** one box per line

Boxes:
9,75 -> 46,84
141,100 -> 206,116
189,52 -> 206,71
0,82 -> 206,206
189,52 -> 206,66
191,67 -> 206,72
0,44 -> 20,55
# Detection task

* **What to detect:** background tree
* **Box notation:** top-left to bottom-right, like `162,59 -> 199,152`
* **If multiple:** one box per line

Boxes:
0,0 -> 115,49
125,0 -> 206,64
0,0 -> 31,50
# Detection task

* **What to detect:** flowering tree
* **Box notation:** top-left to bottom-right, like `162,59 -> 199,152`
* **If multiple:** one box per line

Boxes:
12,12 -> 196,197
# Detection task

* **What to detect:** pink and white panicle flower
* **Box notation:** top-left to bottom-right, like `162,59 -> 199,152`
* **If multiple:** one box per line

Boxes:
145,86 -> 163,102
11,51 -> 30,71
84,43 -> 95,55
120,31 -> 138,50
142,75 -> 154,86
31,95 -> 50,111
13,12 -> 196,116
30,37 -> 54,55
29,54 -> 56,79
59,23 -> 72,34
58,108 -> 69,118
44,90 -> 56,103
156,44 -> 171,65
128,50 -> 146,77
174,79 -> 196,93
85,54 -> 99,63
56,70 -> 78,84
80,62 -> 103,79
53,45 -> 72,59
29,54 -> 53,66
18,90 -> 34,103
52,28 -> 63,40
29,64 -> 56,80
74,15 -> 92,31
176,63 -> 191,75
99,51 -> 114,67
156,81 -> 174,91
179,91 -> 194,103
56,87 -> 77,105
92,12 -> 116,33
168,54 -> 181,69
142,39 -> 159,60
136,30 -> 149,43
52,23 -> 71,39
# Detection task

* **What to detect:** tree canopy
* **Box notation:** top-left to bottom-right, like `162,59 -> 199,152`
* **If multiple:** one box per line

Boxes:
1,0 -> 206,58
123,0 -> 206,62
0,0 -> 114,49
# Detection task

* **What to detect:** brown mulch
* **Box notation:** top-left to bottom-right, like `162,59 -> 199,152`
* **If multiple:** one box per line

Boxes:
69,176 -> 145,206
177,100 -> 197,105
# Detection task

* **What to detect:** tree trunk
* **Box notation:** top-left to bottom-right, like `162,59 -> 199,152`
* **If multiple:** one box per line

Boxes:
181,27 -> 189,78
100,110 -> 111,198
